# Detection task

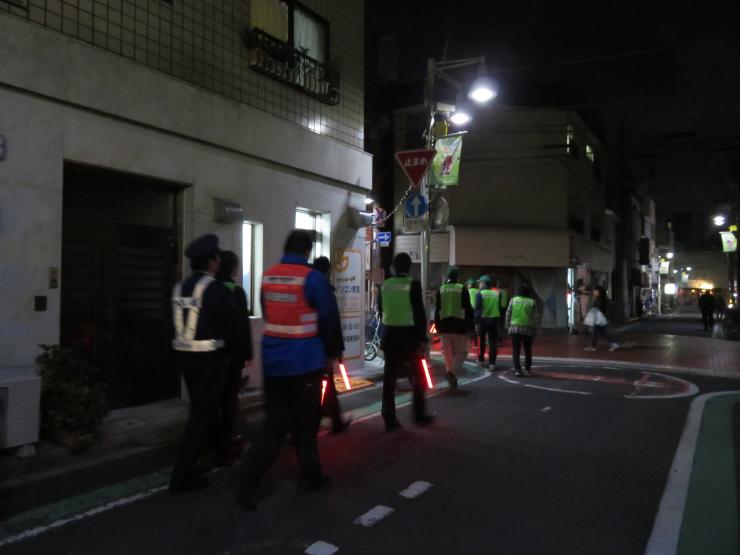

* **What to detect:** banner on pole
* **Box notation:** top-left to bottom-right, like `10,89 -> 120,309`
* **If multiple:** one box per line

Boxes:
431,135 -> 463,186
720,231 -> 737,253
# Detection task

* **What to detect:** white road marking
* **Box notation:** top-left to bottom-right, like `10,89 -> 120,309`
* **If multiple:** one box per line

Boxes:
523,384 -> 592,396
645,391 -> 740,555
541,406 -> 552,413
624,372 -> 699,400
0,485 -> 168,548
354,505 -> 395,527
305,541 -> 339,555
399,481 -> 433,499
497,374 -> 521,385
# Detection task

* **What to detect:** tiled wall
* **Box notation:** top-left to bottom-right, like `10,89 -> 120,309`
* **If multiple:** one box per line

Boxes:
1,0 -> 364,148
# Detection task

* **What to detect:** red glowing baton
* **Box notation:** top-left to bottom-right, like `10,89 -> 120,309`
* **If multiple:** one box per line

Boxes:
421,358 -> 434,389
320,378 -> 328,405
338,362 -> 352,391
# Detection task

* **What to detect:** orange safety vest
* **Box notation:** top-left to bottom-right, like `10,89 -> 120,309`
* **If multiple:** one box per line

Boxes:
262,263 -> 319,339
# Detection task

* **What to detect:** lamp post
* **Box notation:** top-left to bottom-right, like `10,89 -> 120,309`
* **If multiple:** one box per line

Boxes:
420,57 -> 496,308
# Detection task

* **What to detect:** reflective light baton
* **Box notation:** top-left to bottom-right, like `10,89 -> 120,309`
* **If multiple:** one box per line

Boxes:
338,362 -> 352,391
320,378 -> 328,406
420,358 -> 434,389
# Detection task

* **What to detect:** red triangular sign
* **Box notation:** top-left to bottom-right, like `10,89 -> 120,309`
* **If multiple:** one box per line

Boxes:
395,149 -> 437,188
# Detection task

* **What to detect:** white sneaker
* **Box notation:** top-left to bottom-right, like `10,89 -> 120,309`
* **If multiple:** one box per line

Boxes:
609,342 -> 620,352
584,346 -> 597,351
489,364 -> 496,372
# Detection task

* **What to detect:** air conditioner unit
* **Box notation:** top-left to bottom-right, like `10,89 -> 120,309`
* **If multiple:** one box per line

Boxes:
0,367 -> 41,449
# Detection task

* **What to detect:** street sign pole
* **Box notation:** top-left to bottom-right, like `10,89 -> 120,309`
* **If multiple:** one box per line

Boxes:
420,58 -> 436,313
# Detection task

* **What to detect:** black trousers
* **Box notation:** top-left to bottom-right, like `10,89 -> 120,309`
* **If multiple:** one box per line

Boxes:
170,350 -> 228,488
511,334 -> 533,371
219,356 -> 245,451
478,320 -> 499,365
702,312 -> 715,330
591,325 -> 610,347
321,369 -> 343,429
241,370 -> 323,487
382,347 -> 426,423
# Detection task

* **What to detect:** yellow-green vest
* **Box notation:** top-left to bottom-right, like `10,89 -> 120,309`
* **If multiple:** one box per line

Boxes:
510,296 -> 536,327
480,288 -> 501,318
440,283 -> 465,319
381,277 -> 414,326
468,287 -> 479,305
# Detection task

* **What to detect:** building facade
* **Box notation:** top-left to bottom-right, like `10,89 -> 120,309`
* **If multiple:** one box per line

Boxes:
0,0 -> 370,447
392,105 -> 615,329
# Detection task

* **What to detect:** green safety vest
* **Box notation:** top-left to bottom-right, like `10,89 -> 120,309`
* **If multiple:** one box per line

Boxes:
510,296 -> 535,327
382,277 -> 414,326
440,283 -> 465,320
480,288 -> 501,318
223,281 -> 238,291
468,288 -> 479,305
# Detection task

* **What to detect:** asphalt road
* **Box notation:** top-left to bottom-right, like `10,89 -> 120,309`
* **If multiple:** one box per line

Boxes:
2,360 -> 738,554
626,312 -> 729,340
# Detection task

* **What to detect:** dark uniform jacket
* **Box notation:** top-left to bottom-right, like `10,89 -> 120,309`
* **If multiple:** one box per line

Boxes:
378,276 -> 427,351
434,280 -> 473,334
174,272 -> 237,352
220,279 -> 253,362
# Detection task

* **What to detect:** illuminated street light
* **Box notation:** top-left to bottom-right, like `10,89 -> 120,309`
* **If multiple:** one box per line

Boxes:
365,195 -> 375,206
673,269 -> 678,274
666,252 -> 674,259
714,215 -> 727,226
686,266 -> 692,271
449,108 -> 472,126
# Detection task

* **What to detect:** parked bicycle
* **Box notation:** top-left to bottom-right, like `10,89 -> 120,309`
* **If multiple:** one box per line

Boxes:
365,310 -> 382,361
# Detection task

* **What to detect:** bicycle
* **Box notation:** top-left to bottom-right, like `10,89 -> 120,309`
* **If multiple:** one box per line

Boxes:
365,310 -> 382,361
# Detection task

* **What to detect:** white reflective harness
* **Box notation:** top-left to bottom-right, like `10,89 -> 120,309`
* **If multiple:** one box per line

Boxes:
171,275 -> 225,352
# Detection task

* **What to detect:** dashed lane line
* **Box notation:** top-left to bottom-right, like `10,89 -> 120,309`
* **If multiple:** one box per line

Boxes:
399,481 -> 433,499
305,540 -> 339,554
353,505 -> 395,528
541,406 -> 552,413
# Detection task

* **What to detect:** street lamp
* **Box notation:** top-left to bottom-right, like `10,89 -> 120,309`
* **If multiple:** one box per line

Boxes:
419,57 -> 496,308
666,251 -> 674,259
714,215 -> 727,227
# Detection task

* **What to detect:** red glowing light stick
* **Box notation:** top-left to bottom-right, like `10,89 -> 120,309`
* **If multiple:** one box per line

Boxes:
338,362 -> 352,391
321,378 -> 328,405
420,358 -> 434,389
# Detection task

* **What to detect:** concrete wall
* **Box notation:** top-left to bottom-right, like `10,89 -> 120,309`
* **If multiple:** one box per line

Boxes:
0,15 -> 371,385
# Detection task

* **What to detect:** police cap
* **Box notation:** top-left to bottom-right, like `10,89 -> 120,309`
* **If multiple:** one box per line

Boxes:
185,234 -> 220,259
479,275 -> 491,284
447,265 -> 460,279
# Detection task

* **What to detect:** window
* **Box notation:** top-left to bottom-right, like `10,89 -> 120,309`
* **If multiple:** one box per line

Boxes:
242,221 -> 264,317
566,125 -> 575,156
585,144 -> 595,163
251,0 -> 329,63
295,208 -> 330,262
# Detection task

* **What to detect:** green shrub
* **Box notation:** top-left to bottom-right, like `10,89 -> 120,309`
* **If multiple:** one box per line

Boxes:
37,345 -> 109,435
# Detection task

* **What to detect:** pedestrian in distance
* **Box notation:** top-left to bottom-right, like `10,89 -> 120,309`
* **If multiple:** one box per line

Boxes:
474,275 -> 503,371
716,294 -> 726,321
434,265 -> 473,390
698,289 -> 716,331
505,284 -> 540,377
312,256 -> 351,434
379,252 -> 435,431
215,250 -> 253,465
583,286 -> 619,352
169,234 -> 236,494
237,230 -> 341,510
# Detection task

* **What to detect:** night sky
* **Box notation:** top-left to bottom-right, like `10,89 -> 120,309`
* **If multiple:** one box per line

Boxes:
366,0 -> 740,225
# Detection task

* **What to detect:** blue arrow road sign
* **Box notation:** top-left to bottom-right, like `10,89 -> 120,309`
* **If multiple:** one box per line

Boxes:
404,193 -> 428,218
377,231 -> 392,247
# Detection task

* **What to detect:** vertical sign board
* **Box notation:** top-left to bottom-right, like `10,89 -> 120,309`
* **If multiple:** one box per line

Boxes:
333,249 -> 363,366
720,231 -> 738,253
431,135 -> 464,187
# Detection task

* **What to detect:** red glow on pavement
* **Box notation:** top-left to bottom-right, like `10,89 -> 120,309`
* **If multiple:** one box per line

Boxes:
421,358 -> 434,389
321,379 -> 328,405
338,362 -> 352,390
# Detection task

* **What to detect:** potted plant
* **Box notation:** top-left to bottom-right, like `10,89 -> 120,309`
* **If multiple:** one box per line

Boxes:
36,345 -> 109,452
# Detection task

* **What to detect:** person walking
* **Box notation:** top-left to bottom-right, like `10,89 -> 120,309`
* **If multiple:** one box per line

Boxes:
505,284 -> 539,377
237,231 -> 340,509
584,286 -> 619,351
215,251 -> 253,464
475,275 -> 503,371
312,256 -> 351,434
434,266 -> 473,389
379,252 -> 435,431
170,234 -> 236,493
716,294 -> 727,321
698,289 -> 716,331
466,278 -> 480,351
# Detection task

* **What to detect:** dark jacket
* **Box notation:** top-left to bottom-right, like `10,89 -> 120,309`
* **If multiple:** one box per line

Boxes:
174,272 -> 237,351
219,279 -> 253,362
589,296 -> 610,318
378,275 -> 427,351
698,293 -> 716,314
434,280 -> 473,334
323,283 -> 346,358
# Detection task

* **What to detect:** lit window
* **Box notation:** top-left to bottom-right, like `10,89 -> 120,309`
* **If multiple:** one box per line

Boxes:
295,207 -> 330,261
585,144 -> 595,163
242,221 -> 264,317
251,0 -> 329,64
566,125 -> 575,155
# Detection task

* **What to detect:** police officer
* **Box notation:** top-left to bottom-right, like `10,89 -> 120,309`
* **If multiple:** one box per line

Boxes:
215,250 -> 253,463
170,234 -> 236,493
475,275 -> 503,371
312,256 -> 351,434
379,252 -> 434,431
434,266 -> 473,389
505,284 -> 539,377
237,230 -> 341,510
